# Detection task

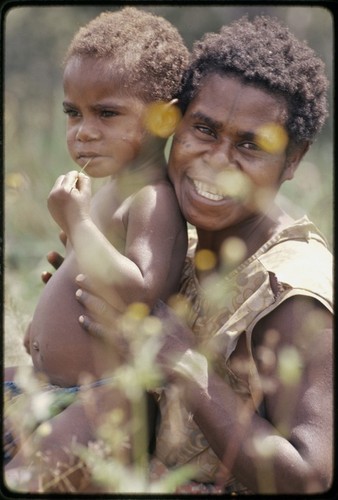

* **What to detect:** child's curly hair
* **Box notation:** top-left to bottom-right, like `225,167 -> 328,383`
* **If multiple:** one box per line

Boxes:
179,15 -> 329,143
64,7 -> 189,103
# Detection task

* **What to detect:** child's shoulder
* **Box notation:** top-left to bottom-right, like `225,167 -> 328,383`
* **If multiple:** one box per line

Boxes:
134,178 -> 176,202
130,178 -> 181,217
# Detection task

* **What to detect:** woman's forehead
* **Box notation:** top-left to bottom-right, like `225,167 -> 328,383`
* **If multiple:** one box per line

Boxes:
189,73 -> 288,127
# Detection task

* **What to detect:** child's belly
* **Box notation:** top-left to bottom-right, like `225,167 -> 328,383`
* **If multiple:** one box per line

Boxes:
29,254 -> 114,387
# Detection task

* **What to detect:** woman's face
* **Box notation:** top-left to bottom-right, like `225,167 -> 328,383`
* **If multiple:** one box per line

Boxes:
168,73 -> 301,231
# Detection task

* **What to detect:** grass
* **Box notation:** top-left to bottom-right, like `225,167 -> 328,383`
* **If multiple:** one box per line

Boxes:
4,134 -> 333,367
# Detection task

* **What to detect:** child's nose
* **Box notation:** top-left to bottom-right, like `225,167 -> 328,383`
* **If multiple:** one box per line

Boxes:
76,120 -> 100,142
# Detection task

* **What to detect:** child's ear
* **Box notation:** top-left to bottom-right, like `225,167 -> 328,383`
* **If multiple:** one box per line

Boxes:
144,99 -> 182,138
281,141 -> 310,182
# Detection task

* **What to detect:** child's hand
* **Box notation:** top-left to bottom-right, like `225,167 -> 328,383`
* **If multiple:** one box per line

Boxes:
47,171 -> 92,234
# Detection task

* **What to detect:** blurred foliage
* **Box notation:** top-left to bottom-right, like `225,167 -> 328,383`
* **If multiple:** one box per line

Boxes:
3,4 -> 333,319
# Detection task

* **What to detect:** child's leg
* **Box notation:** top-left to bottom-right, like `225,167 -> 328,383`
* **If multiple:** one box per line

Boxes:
4,383 -> 131,493
4,366 -> 19,381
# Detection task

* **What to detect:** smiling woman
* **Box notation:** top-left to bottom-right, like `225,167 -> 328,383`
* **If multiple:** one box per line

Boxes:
151,16 -> 333,494
168,74 -> 304,237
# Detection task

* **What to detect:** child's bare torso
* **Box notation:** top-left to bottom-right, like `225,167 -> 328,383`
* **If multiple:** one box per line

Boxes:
28,180 -> 139,387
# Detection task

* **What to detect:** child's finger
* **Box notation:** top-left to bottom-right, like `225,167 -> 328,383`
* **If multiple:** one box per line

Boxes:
74,172 -> 91,195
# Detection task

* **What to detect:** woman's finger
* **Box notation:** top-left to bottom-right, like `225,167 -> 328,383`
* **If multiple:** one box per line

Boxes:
78,314 -> 110,338
75,273 -> 127,312
75,288 -> 118,327
41,271 -> 52,284
75,274 -> 94,294
78,314 -> 130,360
59,230 -> 67,248
41,251 -> 64,284
47,251 -> 64,270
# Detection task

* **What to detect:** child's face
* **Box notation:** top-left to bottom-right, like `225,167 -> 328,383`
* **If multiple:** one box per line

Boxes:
63,57 -> 148,177
168,73 -> 300,231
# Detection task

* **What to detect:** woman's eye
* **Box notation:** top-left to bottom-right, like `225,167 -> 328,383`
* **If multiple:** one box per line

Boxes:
239,142 -> 260,151
195,125 -> 216,138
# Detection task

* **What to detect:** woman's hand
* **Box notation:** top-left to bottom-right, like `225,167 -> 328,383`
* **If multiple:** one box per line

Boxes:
151,301 -> 197,381
75,281 -> 198,384
75,274 -> 130,361
75,274 -> 122,338
47,171 -> 91,235
41,231 -> 66,284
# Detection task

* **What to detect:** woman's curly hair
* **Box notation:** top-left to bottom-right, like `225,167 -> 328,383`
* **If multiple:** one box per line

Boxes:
180,15 -> 329,143
64,7 -> 189,103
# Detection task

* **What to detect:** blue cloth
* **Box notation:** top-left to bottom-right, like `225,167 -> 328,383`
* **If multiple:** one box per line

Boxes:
3,376 -> 116,464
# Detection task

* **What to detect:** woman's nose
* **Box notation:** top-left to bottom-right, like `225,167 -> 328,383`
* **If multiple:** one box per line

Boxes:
204,141 -> 237,171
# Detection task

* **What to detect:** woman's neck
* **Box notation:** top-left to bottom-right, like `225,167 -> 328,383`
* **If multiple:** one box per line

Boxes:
196,206 -> 293,278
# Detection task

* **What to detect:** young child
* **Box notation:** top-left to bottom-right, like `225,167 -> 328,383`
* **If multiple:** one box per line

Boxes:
4,7 -> 188,492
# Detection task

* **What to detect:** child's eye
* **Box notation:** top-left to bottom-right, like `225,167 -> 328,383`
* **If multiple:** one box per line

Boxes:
63,108 -> 80,118
100,110 -> 118,118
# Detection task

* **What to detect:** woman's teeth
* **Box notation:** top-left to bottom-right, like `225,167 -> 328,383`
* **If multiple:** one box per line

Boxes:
193,180 -> 226,201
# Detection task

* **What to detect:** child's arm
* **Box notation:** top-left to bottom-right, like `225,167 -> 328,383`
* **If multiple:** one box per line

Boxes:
47,171 -> 187,309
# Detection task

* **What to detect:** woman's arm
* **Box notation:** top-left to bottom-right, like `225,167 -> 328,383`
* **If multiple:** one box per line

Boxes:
77,292 -> 332,494
155,298 -> 333,494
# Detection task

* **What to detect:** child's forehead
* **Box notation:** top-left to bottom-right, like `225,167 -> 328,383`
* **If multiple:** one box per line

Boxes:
63,56 -> 132,90
63,55 -> 146,103
64,55 -> 120,77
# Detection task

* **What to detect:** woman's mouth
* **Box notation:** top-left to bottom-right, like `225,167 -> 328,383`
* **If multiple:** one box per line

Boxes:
192,180 -> 227,201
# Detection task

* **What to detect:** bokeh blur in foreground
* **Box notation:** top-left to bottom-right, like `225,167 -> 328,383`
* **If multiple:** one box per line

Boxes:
4,3 -> 333,407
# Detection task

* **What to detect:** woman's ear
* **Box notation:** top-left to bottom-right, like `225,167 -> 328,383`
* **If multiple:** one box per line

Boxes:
281,141 -> 310,182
